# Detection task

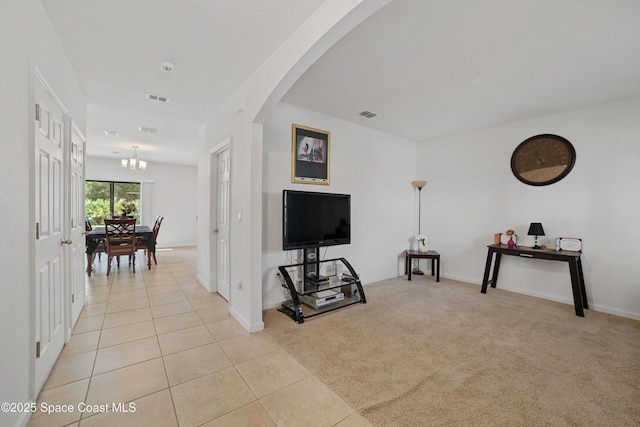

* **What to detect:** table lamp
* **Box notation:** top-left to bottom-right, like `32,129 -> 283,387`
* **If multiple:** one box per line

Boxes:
527,222 -> 545,249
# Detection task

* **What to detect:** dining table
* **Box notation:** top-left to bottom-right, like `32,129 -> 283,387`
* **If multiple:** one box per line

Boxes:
85,225 -> 156,276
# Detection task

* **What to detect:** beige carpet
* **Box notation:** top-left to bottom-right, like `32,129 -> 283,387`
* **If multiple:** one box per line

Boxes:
263,276 -> 640,426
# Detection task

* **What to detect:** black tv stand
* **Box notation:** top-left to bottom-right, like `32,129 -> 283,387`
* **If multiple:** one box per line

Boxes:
301,247 -> 321,279
306,272 -> 327,282
278,255 -> 366,323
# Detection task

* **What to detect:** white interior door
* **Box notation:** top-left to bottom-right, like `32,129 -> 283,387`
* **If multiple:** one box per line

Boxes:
68,122 -> 86,328
34,77 -> 66,391
216,147 -> 230,300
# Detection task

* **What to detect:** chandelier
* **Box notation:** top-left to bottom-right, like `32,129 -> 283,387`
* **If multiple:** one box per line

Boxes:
121,145 -> 147,172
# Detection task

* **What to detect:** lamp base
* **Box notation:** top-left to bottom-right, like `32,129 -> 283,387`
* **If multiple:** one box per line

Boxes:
532,236 -> 541,249
412,267 -> 424,275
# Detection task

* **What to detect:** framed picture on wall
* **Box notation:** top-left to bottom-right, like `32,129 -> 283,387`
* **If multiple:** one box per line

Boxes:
291,124 -> 330,185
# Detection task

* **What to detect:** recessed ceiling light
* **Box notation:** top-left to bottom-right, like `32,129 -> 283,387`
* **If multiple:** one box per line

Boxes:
104,130 -> 119,136
468,77 -> 484,86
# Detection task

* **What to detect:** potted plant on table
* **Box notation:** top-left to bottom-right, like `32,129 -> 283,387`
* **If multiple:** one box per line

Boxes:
416,234 -> 428,252
121,202 -> 137,218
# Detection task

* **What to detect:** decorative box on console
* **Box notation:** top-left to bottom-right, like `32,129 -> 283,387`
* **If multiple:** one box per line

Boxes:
556,237 -> 582,252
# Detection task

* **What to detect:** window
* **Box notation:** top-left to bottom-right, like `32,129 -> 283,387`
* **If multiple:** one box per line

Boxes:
85,180 -> 141,225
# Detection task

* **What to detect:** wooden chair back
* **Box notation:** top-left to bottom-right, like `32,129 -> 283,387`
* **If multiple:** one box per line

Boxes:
153,216 -> 164,241
105,219 -> 136,249
147,216 -> 164,266
104,219 -> 137,275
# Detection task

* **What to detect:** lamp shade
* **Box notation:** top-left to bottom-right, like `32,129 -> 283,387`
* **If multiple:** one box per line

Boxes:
412,180 -> 427,190
121,145 -> 147,172
527,222 -> 545,236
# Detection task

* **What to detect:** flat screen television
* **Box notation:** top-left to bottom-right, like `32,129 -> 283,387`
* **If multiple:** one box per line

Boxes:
282,189 -> 351,250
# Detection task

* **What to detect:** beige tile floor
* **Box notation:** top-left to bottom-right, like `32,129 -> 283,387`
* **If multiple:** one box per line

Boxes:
28,247 -> 371,427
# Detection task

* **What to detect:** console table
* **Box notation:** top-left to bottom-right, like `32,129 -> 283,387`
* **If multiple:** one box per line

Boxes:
480,244 -> 588,317
405,250 -> 440,282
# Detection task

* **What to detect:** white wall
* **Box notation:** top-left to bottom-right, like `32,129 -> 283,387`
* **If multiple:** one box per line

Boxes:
198,0 -> 392,332
417,97 -> 640,320
262,102 -> 417,308
0,1 -> 86,426
86,156 -> 197,247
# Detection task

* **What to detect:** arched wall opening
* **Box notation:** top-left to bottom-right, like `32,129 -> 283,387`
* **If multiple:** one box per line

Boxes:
197,0 -> 393,331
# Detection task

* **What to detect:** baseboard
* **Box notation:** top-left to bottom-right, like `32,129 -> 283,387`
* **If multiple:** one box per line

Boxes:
438,273 -> 481,285
396,272 -> 481,285
263,286 -> 293,311
497,285 -> 575,306
229,306 -> 264,333
195,274 -> 211,292
492,285 -> 640,321
156,243 -> 197,249
263,298 -> 285,311
401,273 -> 640,320
587,303 -> 640,320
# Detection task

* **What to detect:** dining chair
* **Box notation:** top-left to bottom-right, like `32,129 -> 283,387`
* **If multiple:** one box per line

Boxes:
151,216 -> 164,265
85,217 -> 105,260
138,216 -> 164,266
104,218 -> 136,276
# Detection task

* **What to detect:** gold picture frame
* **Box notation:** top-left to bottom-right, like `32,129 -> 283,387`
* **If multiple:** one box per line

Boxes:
291,124 -> 330,185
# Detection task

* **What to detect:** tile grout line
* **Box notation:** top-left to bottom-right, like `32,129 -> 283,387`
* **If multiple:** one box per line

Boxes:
76,268 -> 112,425
39,248 -> 259,427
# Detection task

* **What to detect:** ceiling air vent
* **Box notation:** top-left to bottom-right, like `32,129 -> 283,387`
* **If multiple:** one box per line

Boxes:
138,126 -> 158,134
104,130 -> 119,136
146,93 -> 170,103
359,110 -> 378,119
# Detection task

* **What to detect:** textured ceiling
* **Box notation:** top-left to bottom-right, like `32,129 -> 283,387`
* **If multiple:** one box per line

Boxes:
41,0 -> 640,166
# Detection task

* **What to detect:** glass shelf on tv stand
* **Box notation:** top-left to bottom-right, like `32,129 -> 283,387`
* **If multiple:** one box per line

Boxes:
298,275 -> 359,295
277,257 -> 367,323
280,290 -> 364,320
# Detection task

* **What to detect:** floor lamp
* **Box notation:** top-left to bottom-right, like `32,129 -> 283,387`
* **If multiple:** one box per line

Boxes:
412,180 -> 427,275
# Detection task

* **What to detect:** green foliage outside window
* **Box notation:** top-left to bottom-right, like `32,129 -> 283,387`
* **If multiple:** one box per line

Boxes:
85,181 -> 110,200
85,198 -> 111,225
85,181 -> 141,225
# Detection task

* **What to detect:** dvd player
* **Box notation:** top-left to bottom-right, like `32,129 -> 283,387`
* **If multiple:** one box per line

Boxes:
300,289 -> 344,309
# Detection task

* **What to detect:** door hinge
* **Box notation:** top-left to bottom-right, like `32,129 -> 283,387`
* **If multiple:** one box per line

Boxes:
35,103 -> 40,121
72,293 -> 75,303
36,222 -> 40,240
36,341 -> 41,358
